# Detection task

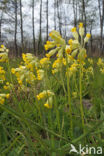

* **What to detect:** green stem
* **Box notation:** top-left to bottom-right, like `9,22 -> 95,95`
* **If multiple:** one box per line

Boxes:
60,68 -> 67,94
79,65 -> 85,133
7,59 -> 13,84
65,53 -> 73,139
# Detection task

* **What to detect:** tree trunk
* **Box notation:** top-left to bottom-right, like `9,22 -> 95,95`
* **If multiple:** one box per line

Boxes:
20,0 -> 24,54
72,0 -> 76,27
54,0 -> 56,30
32,0 -> 36,55
90,23 -> 93,52
82,0 -> 86,34
0,19 -> 2,43
38,0 -> 42,53
46,0 -> 48,40
15,0 -> 18,57
57,0 -> 62,35
98,0 -> 104,54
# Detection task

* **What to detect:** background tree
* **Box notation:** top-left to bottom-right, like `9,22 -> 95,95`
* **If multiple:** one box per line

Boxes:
32,0 -> 36,54
20,0 -> 24,54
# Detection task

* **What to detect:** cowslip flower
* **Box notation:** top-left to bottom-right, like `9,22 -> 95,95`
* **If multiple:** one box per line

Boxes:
40,57 -> 50,67
71,27 -> 78,40
97,58 -> 104,66
86,33 -> 91,38
36,69 -> 44,80
84,33 -> 91,43
88,58 -> 93,65
79,22 -> 84,37
79,23 -> 83,28
0,93 -> 10,104
0,45 -> 9,62
37,90 -> 54,100
71,27 -> 76,32
37,90 -> 54,109
44,97 -> 53,109
0,66 -> 5,82
65,45 -> 72,54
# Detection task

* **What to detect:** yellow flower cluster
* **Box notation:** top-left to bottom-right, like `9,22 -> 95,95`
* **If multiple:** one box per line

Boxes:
97,58 -> 104,73
22,53 -> 39,71
0,45 -> 10,105
88,58 -> 93,65
11,53 -> 48,86
44,23 -> 91,79
52,58 -> 63,74
37,69 -> 44,80
0,45 -> 9,62
0,66 -> 5,82
40,57 -> 50,68
3,82 -> 11,90
66,62 -> 78,77
0,93 -> 10,104
37,90 -> 54,109
11,66 -> 36,85
44,41 -> 56,51
45,30 -> 66,59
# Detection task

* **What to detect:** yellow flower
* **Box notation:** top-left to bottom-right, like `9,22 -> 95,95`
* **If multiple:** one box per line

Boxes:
44,44 -> 48,51
72,92 -> 77,98
46,41 -> 51,45
56,44 -> 60,47
44,103 -> 52,109
79,23 -> 83,28
40,57 -> 50,66
97,58 -> 104,66
37,90 -> 54,100
68,39 -> 73,45
22,53 -> 27,62
71,27 -> 76,32
18,80 -> 22,85
100,68 -> 104,73
37,69 -> 44,80
49,32 -> 52,37
6,94 -> 10,99
3,86 -> 8,90
86,33 -> 91,38
52,59 -> 62,68
6,82 -> 9,85
46,53 -> 50,58
0,98 -> 4,104
11,68 -> 15,74
88,58 -> 93,64
65,46 -> 72,54
1,45 -> 4,48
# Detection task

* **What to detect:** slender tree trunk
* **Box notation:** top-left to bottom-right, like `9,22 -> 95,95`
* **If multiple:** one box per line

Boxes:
0,4 -> 3,44
82,0 -> 86,34
20,0 -> 24,54
72,0 -> 76,27
32,0 -> 36,55
54,0 -> 56,30
38,0 -> 42,53
98,0 -> 104,54
64,9 -> 67,40
46,0 -> 48,40
90,23 -> 93,51
0,19 -> 2,43
76,0 -> 78,26
57,0 -> 61,35
15,0 -> 18,57
102,0 -> 104,53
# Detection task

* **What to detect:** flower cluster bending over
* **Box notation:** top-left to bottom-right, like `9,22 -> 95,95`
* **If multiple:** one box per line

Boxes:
0,45 -> 10,104
0,23 -> 102,111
